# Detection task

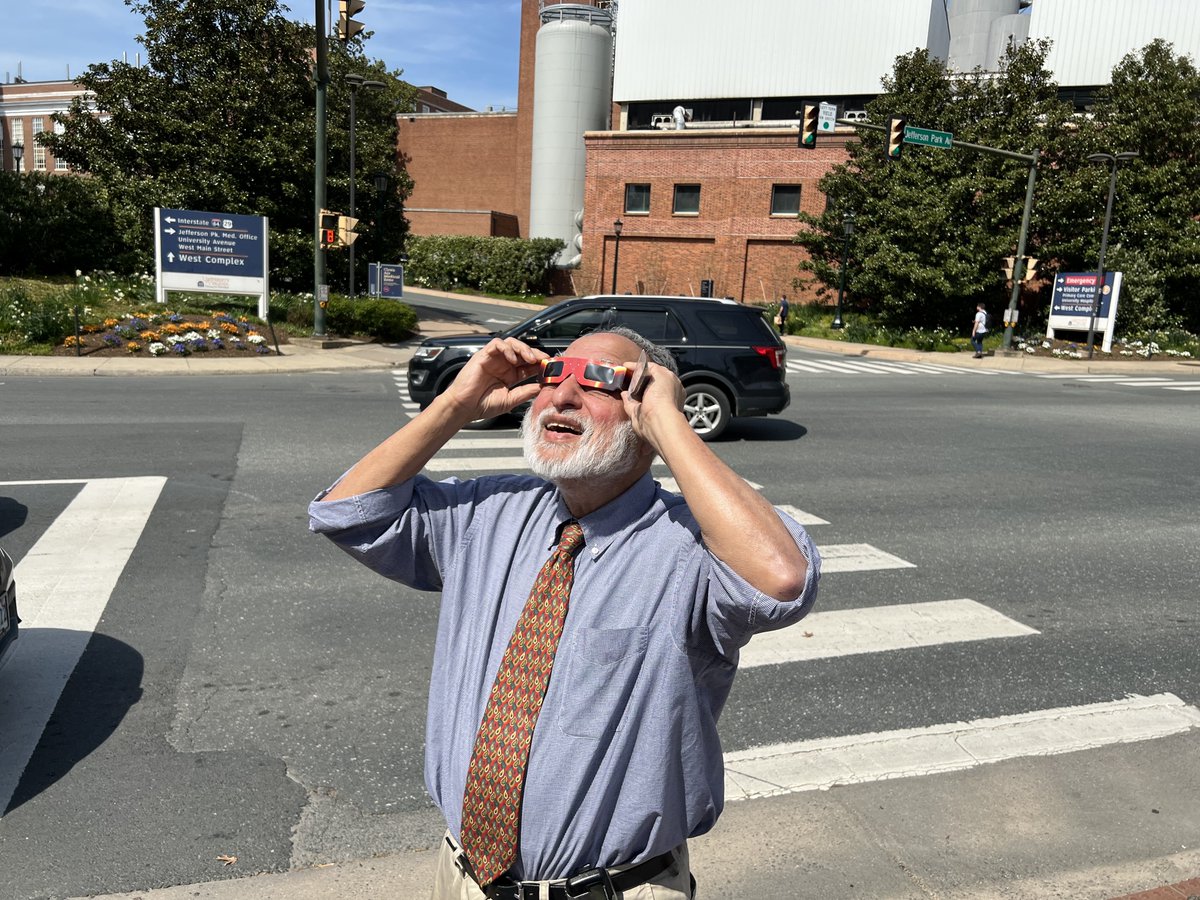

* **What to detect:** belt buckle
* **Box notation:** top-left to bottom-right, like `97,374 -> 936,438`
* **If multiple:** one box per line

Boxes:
564,866 -> 616,900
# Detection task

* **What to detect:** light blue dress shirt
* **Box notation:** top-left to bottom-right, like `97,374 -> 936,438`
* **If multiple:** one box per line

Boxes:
309,471 -> 819,880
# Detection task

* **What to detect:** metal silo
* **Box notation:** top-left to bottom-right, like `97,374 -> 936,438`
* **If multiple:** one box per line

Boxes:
529,3 -> 614,267
948,0 -> 1020,72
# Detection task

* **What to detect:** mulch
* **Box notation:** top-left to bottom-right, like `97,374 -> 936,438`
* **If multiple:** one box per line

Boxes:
52,313 -> 288,359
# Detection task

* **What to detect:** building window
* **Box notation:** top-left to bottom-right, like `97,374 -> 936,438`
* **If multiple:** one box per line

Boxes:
10,119 -> 24,172
673,184 -> 700,216
624,183 -> 650,215
771,185 -> 802,216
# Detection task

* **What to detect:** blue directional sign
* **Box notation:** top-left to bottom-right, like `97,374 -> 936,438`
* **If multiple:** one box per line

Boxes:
1051,272 -> 1117,320
155,207 -> 270,316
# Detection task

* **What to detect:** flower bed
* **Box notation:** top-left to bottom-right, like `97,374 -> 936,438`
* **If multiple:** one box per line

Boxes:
1014,336 -> 1193,361
53,310 -> 284,358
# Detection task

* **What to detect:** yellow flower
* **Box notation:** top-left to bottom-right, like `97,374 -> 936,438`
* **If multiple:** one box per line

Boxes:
127,342 -> 142,353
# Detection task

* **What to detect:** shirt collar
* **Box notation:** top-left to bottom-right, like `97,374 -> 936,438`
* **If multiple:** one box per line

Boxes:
549,472 -> 659,562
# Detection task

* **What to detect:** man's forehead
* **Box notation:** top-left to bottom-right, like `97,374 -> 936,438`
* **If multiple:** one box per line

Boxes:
565,333 -> 638,364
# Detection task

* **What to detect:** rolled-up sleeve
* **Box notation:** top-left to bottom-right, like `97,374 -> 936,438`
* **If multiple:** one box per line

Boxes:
700,509 -> 820,657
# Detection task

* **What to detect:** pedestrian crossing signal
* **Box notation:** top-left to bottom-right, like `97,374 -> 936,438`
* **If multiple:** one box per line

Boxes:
320,210 -> 339,248
338,0 -> 366,41
886,116 -> 906,161
337,215 -> 360,246
799,104 -> 818,149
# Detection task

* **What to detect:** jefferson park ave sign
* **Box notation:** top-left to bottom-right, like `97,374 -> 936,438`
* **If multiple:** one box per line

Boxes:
154,208 -> 270,319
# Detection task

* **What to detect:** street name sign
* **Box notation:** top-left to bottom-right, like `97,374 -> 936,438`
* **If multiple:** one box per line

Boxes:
903,126 -> 953,149
368,262 -> 405,298
154,208 -> 270,319
1047,271 -> 1123,353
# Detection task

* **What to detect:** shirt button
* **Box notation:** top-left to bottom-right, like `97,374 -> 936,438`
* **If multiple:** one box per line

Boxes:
591,547 -> 600,557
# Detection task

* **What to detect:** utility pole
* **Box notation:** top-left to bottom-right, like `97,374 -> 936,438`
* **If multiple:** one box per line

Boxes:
312,0 -> 329,337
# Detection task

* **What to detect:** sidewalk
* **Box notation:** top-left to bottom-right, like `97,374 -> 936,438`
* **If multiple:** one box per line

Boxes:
1,297 -> 1195,378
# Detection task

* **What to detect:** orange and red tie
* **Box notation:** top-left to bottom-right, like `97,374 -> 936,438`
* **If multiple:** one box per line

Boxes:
459,521 -> 586,886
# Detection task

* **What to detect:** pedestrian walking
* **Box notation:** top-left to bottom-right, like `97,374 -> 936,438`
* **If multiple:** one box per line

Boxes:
310,327 -> 820,899
971,302 -> 988,358
777,295 -> 790,335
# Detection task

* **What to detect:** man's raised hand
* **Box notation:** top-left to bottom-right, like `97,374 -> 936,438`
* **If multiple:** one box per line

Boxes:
444,337 -> 548,423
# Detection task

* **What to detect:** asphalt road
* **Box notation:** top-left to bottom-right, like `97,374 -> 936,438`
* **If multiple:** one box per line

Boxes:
0,357 -> 1197,899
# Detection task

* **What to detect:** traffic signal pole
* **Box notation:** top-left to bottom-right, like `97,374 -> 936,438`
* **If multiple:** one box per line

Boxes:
313,0 -> 329,337
836,119 -> 1039,351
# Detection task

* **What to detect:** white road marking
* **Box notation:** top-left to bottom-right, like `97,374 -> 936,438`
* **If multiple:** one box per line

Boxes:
655,476 -> 763,493
1111,379 -> 1178,385
774,504 -> 829,526
0,476 -> 166,817
425,456 -> 527,471
816,543 -> 915,573
724,693 -> 1200,801
442,437 -> 525,450
1163,385 -> 1200,391
740,599 -> 1037,669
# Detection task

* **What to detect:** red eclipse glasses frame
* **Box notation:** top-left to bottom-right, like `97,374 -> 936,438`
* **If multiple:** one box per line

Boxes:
537,357 -> 631,393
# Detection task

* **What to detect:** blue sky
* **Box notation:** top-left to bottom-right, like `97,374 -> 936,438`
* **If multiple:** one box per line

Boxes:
0,0 -> 523,111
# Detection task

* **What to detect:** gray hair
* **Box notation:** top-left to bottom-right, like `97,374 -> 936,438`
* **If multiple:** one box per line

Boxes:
594,325 -> 679,375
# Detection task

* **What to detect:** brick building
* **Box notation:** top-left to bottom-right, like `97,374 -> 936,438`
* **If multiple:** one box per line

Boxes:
579,129 -> 851,303
0,79 -> 85,174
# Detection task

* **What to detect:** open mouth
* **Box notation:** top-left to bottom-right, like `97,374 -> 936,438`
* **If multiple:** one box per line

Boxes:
543,417 -> 584,437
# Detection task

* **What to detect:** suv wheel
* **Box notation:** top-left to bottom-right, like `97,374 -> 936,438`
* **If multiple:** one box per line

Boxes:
683,383 -> 731,441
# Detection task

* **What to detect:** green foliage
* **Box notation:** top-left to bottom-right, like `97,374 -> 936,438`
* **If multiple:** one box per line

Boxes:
406,235 -> 567,295
38,0 -> 416,287
795,39 -> 1200,335
268,290 -> 416,340
0,282 -> 75,345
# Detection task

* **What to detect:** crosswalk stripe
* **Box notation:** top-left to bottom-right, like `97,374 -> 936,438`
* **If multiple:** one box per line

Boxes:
443,437 -> 525,450
1111,379 -> 1178,385
740,599 -> 1036,669
425,456 -> 527,471
723,693 -> 1200,802
0,476 -> 167,817
1164,385 -> 1200,391
816,543 -> 915,573
655,476 -> 763,493
774,504 -> 829,526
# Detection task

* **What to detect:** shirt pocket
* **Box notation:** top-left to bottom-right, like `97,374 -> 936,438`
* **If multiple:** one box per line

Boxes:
557,625 -> 649,740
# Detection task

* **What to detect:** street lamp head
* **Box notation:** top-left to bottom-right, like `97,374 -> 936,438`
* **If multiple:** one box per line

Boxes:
1086,152 -> 1114,165
1115,151 -> 1140,162
12,141 -> 23,164
843,210 -> 856,236
363,80 -> 387,91
614,218 -> 623,236
345,73 -> 365,87
373,171 -> 392,194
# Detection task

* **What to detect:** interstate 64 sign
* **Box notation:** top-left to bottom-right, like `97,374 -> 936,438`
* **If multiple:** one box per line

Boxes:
154,208 -> 270,319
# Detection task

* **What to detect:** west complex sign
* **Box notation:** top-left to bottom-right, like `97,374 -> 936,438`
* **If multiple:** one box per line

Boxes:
1047,272 -> 1123,353
154,208 -> 270,319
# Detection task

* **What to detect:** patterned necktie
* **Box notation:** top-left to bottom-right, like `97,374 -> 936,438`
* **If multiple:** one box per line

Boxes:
460,521 -> 586,886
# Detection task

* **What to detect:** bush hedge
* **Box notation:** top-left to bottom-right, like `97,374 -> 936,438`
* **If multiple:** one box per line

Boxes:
270,291 -> 417,341
406,234 -> 565,296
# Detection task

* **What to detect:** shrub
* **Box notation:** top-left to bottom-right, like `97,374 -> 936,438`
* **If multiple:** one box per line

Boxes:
326,298 -> 417,341
407,235 -> 566,295
0,283 -> 74,344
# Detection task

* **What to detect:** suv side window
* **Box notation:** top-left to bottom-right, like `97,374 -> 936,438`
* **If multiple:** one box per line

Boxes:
530,307 -> 611,340
612,308 -> 686,343
690,308 -> 775,343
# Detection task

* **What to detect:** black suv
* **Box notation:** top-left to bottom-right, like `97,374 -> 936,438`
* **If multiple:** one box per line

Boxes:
407,295 -> 788,440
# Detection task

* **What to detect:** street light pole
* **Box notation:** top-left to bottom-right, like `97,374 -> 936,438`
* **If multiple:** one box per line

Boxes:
611,218 -> 623,294
833,211 -> 855,329
373,170 -> 392,293
345,74 -> 385,298
1085,151 -> 1138,359
11,141 -> 24,173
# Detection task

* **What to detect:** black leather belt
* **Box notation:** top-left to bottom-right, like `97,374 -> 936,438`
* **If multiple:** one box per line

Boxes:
483,851 -> 674,900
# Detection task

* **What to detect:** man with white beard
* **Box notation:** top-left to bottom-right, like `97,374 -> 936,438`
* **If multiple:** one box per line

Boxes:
309,327 -> 820,900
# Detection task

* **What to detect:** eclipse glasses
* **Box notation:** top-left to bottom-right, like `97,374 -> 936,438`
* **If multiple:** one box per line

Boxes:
538,357 -> 631,393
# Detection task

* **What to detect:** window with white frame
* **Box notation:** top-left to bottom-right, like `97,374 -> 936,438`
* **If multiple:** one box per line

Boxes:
10,119 -> 24,171
32,117 -> 47,170
54,121 -> 68,169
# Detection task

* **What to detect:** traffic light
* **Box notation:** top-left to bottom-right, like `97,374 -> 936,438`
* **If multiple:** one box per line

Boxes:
1022,257 -> 1038,282
1002,256 -> 1016,280
337,215 -> 360,246
886,116 -> 906,161
338,0 -> 366,41
799,104 -> 818,149
320,210 -> 338,248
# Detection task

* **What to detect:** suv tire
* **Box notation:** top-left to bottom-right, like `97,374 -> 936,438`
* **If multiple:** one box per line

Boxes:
683,383 -> 731,441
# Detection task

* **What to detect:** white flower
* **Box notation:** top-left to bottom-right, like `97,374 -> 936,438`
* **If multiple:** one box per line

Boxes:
149,342 -> 167,356
165,335 -> 182,345
1025,346 -> 1035,354
207,329 -> 221,340
1042,340 -> 1052,349
229,336 -> 242,344
247,333 -> 266,345
183,330 -> 204,342
75,269 -> 82,278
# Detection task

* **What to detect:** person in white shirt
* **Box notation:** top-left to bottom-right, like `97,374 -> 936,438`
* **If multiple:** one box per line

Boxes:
971,303 -> 988,358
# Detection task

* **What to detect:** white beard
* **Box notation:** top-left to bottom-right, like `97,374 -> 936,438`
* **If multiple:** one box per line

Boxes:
522,405 -> 642,482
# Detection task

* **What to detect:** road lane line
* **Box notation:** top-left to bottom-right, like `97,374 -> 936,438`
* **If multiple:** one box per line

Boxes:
723,693 -> 1200,801
1163,385 -> 1200,391
442,437 -> 525,450
0,476 -> 166,817
740,599 -> 1036,668
816,543 -> 915,573
425,456 -> 528,471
